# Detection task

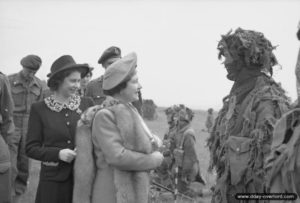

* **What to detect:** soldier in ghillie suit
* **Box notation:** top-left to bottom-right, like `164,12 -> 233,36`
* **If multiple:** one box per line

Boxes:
264,109 -> 300,203
264,21 -> 300,203
205,108 -> 214,133
155,104 -> 204,198
295,21 -> 300,105
206,28 -> 290,203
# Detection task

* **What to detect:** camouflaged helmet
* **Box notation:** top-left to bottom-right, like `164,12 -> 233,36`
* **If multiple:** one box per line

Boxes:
165,104 -> 194,124
218,27 -> 278,75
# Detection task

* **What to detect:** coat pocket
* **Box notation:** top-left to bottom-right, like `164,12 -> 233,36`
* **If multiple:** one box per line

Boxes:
11,87 -> 25,107
29,85 -> 41,102
226,136 -> 253,185
41,162 -> 59,178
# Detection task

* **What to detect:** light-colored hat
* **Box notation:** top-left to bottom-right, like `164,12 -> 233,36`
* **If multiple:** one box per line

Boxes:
103,52 -> 137,90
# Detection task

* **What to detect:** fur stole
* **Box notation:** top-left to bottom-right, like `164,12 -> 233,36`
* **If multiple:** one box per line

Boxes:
105,98 -> 153,203
73,97 -> 155,203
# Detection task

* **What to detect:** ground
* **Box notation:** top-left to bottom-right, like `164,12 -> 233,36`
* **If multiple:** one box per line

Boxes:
21,107 -> 215,203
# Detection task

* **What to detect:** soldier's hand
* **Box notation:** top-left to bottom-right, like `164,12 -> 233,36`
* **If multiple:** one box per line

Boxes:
59,148 -> 77,163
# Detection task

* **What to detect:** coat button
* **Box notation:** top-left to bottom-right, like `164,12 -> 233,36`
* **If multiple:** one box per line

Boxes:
236,147 -> 240,152
67,140 -> 71,144
65,113 -> 69,117
66,121 -> 70,126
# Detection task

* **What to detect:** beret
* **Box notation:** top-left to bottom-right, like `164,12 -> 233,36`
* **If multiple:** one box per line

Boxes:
103,52 -> 137,90
20,55 -> 42,70
98,46 -> 121,64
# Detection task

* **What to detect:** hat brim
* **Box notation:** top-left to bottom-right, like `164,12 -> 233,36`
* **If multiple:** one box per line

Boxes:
47,64 -> 89,86
103,65 -> 136,90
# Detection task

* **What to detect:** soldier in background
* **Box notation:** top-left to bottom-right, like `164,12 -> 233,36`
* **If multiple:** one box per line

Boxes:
0,72 -> 15,203
156,105 -> 204,198
8,55 -> 46,201
78,66 -> 93,97
264,20 -> 300,203
207,28 -> 290,203
295,21 -> 300,104
205,108 -> 214,133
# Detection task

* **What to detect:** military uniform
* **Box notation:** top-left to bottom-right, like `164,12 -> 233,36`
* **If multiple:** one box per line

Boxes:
295,47 -> 300,99
207,28 -> 291,203
85,76 -> 106,105
296,22 -> 300,100
265,24 -> 300,202
0,72 -> 15,203
155,105 -> 201,197
205,113 -> 214,133
8,71 -> 46,195
265,109 -> 300,203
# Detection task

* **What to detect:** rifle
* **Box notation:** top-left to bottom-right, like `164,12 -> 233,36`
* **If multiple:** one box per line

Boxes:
151,181 -> 195,202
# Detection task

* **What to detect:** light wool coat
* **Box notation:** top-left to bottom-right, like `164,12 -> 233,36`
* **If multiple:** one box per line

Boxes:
73,98 -> 162,203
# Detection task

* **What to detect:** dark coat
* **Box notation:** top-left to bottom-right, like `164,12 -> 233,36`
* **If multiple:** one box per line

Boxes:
26,97 -> 94,182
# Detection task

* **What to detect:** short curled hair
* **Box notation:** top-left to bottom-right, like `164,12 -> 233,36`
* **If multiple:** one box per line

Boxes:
48,68 -> 84,91
103,78 -> 129,96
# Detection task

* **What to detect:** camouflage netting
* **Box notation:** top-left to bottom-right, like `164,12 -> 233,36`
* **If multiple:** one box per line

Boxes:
142,99 -> 157,120
165,104 -> 194,125
218,27 -> 278,75
206,27 -> 292,203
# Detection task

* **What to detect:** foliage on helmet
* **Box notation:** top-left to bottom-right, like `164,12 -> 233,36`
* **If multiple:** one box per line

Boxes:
218,28 -> 278,75
165,104 -> 194,125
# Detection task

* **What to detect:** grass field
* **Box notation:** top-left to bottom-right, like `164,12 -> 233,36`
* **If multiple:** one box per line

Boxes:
21,107 -> 215,203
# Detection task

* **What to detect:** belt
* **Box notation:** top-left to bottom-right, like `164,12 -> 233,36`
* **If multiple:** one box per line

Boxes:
42,161 -> 59,167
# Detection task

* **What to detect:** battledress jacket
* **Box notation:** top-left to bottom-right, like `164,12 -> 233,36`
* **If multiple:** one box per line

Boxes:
0,72 -> 14,170
73,97 -> 162,203
207,75 -> 290,203
85,76 -> 106,105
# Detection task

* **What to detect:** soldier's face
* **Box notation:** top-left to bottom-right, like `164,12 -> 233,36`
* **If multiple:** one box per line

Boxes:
58,71 -> 81,97
222,49 -> 242,81
166,114 -> 173,124
80,72 -> 92,88
22,68 -> 37,79
119,73 -> 142,103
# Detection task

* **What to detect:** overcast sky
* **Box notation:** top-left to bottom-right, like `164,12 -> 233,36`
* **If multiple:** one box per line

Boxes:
1,0 -> 299,109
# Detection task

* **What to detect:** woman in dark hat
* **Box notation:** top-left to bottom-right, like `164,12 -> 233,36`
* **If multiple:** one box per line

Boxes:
73,52 -> 163,203
78,65 -> 93,97
26,55 -> 94,203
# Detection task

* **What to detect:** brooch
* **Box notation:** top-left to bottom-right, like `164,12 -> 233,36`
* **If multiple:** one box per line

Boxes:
76,108 -> 82,114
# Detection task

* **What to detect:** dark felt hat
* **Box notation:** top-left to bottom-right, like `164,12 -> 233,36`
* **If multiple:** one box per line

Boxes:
47,55 -> 89,85
98,46 -> 121,64
20,55 -> 42,70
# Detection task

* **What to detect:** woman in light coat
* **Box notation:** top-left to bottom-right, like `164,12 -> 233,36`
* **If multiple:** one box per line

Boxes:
73,52 -> 163,203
